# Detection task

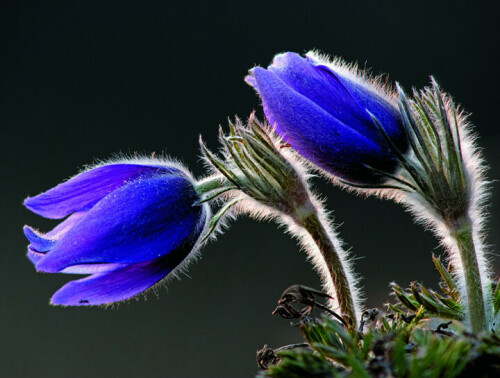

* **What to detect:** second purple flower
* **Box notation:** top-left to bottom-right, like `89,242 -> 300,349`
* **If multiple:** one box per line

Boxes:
246,52 -> 408,185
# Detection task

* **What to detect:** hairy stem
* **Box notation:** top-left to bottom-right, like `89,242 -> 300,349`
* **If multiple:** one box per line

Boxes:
449,218 -> 487,333
296,209 -> 359,329
195,175 -> 225,195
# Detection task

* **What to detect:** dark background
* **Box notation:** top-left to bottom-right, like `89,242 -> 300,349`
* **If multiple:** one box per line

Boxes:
1,1 -> 498,377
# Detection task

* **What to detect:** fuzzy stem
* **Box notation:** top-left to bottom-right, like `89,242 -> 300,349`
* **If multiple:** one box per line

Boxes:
449,218 -> 487,333
296,210 -> 358,329
195,175 -> 225,195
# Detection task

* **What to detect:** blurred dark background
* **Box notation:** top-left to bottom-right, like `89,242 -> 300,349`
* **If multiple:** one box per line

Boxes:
1,1 -> 498,377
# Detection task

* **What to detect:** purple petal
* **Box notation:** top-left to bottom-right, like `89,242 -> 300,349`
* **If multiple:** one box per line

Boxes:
306,56 -> 404,143
24,226 -> 56,252
60,263 -> 127,274
24,164 -> 180,219
28,247 -> 44,264
46,212 -> 87,238
24,212 -> 86,253
267,53 -> 380,141
51,259 -> 175,306
36,174 -> 206,272
250,67 -> 393,181
28,248 -> 124,274
245,73 -> 257,88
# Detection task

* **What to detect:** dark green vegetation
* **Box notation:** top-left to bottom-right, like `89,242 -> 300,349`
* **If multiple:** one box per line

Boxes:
258,258 -> 500,377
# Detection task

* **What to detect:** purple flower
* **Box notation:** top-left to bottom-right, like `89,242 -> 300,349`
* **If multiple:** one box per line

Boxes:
246,52 -> 408,184
24,160 -> 209,306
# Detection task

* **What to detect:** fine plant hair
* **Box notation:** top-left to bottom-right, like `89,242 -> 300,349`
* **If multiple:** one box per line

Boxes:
231,169 -> 364,321
396,84 -> 493,323
200,117 -> 364,322
87,153 -> 196,181
306,50 -> 399,109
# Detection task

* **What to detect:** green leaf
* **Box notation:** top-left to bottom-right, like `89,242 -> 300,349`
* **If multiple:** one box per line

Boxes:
391,283 -> 420,311
263,349 -> 335,378
432,255 -> 460,301
201,198 -> 240,243
392,335 -> 408,377
493,278 -> 500,314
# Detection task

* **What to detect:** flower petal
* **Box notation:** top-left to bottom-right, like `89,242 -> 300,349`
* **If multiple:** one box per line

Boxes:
24,164 -> 180,219
36,174 -> 207,272
28,247 -> 124,274
306,55 -> 404,145
268,52 -> 380,141
24,212 -> 87,253
50,250 -> 189,306
28,247 -> 44,264
60,263 -> 127,274
46,211 -> 87,239
24,226 -> 56,252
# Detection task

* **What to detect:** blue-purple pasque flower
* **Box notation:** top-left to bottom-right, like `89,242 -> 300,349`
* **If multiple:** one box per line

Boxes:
246,52 -> 408,185
24,159 -> 209,306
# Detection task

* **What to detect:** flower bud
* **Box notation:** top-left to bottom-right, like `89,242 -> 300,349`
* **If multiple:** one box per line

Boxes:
24,159 -> 209,306
246,51 -> 408,185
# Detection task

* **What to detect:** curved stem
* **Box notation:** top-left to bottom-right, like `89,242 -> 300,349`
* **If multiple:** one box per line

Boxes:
449,218 -> 487,333
296,209 -> 359,329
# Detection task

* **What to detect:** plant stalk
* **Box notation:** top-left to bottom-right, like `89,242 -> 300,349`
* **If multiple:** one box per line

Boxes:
449,217 -> 487,333
296,209 -> 358,329
195,175 -> 225,195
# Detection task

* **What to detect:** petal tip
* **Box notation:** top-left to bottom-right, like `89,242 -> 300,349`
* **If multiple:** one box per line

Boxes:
27,246 -> 43,262
23,195 -> 63,219
271,51 -> 300,66
24,225 -> 57,253
246,67 -> 267,88
244,72 -> 257,88
23,196 -> 38,213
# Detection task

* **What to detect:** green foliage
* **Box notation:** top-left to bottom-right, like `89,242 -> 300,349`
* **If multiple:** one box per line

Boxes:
390,256 -> 464,320
258,314 -> 500,377
488,279 -> 500,334
400,331 -> 472,378
493,279 -> 500,315
258,257 -> 500,377
301,316 -> 369,376
261,349 -> 336,378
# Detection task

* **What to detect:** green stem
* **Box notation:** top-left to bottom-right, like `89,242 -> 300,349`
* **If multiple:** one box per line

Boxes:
195,175 -> 226,195
297,210 -> 358,329
450,218 -> 487,333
